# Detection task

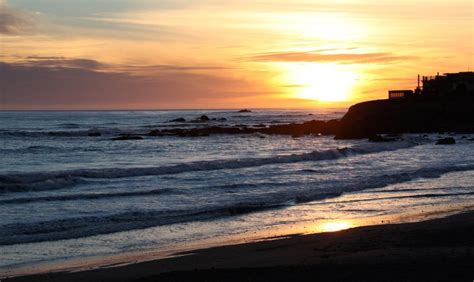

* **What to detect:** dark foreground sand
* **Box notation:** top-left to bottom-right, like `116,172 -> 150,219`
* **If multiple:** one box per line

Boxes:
7,212 -> 474,282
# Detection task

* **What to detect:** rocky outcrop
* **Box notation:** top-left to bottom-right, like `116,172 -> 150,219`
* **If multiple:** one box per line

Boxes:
111,135 -> 144,141
335,96 -> 474,139
147,120 -> 340,138
368,134 -> 399,142
198,115 -> 210,121
436,137 -> 456,145
140,96 -> 474,139
169,118 -> 186,122
238,109 -> 252,113
88,132 -> 101,137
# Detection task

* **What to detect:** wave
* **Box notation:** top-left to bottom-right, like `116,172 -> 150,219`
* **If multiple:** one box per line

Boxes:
0,145 -> 107,154
0,188 -> 174,204
0,127 -> 144,138
0,196 -> 310,246
295,164 -> 474,203
0,140 -> 419,193
55,123 -> 82,128
1,163 -> 473,245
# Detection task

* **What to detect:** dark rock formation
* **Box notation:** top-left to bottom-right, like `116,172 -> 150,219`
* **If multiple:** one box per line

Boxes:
436,137 -> 456,145
147,119 -> 340,138
169,118 -> 186,122
111,135 -> 144,141
198,115 -> 210,121
148,130 -> 163,136
238,109 -> 252,113
368,134 -> 399,142
335,96 -> 474,139
143,96 -> 474,139
88,132 -> 101,137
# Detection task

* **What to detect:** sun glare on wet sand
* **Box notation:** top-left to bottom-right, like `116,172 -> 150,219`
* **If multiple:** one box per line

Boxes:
320,221 -> 354,232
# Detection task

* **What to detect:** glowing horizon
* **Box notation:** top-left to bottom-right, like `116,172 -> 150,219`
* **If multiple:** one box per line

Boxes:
1,0 -> 472,110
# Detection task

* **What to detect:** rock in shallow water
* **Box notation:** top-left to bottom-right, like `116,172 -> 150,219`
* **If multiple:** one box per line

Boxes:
111,135 -> 144,141
198,115 -> 210,121
368,134 -> 399,142
169,118 -> 186,122
436,137 -> 456,145
88,132 -> 101,137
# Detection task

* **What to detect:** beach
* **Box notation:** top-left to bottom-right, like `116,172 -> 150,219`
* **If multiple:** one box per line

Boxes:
3,0 -> 474,280
1,110 -> 474,281
7,211 -> 474,282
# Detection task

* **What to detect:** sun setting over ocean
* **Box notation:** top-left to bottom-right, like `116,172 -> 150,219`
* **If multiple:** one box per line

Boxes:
1,0 -> 473,110
1,1 -> 474,281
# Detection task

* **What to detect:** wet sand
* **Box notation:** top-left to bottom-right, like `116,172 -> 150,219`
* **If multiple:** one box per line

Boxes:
6,211 -> 474,282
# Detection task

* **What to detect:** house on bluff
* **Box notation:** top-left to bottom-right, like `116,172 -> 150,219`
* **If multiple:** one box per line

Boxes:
388,72 -> 474,99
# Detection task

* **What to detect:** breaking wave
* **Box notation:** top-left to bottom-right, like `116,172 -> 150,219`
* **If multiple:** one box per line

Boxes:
0,140 -> 419,193
1,163 -> 474,245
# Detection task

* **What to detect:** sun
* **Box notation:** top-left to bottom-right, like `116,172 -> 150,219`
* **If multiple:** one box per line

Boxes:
281,63 -> 358,102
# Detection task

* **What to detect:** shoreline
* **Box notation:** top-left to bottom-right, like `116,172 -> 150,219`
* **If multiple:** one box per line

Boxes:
6,209 -> 474,282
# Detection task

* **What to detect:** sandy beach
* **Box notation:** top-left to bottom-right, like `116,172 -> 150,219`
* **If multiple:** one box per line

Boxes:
3,0 -> 474,280
7,211 -> 474,282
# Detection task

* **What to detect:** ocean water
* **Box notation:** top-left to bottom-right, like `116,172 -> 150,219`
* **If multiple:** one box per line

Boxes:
1,110 -> 473,276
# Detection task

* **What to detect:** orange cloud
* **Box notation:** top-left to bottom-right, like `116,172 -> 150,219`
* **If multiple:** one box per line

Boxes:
246,51 -> 415,64
0,59 -> 271,110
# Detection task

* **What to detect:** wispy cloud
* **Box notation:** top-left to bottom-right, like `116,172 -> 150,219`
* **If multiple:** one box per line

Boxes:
14,56 -> 230,73
24,56 -> 106,69
245,50 -> 415,64
0,58 -> 262,110
0,2 -> 33,34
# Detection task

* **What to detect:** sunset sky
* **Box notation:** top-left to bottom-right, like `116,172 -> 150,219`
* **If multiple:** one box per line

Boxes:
1,0 -> 473,110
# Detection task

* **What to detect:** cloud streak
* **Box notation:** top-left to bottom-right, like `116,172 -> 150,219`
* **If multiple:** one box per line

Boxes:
13,56 -> 231,73
0,4 -> 32,34
246,50 -> 415,64
0,59 -> 262,110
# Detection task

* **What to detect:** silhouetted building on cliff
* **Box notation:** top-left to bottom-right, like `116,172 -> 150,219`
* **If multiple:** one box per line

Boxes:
388,71 -> 474,99
388,90 -> 413,99
422,72 -> 474,97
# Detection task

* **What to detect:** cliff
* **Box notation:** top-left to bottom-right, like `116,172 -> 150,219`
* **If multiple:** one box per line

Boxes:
335,96 -> 474,139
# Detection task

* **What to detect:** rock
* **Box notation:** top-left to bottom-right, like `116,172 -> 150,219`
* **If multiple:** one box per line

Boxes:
334,96 -> 474,139
111,135 -> 144,141
292,133 -> 304,138
198,115 -> 210,121
88,132 -> 101,137
238,109 -> 252,113
169,118 -> 186,122
436,137 -> 456,145
368,134 -> 398,142
148,130 -> 163,136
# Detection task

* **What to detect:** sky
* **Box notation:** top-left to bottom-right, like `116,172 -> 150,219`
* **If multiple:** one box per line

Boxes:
0,0 -> 473,110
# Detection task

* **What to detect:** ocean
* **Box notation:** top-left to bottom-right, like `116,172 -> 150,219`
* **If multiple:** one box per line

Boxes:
1,109 -> 473,276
